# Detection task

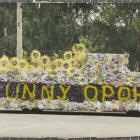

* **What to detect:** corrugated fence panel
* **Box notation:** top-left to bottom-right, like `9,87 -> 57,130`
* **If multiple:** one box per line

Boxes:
0,0 -> 139,3
0,137 -> 139,140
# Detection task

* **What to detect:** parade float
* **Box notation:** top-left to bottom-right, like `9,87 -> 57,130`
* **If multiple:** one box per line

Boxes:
0,43 -> 140,114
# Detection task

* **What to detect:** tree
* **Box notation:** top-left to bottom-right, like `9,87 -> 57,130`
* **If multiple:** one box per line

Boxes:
0,3 -> 16,57
0,3 -> 140,71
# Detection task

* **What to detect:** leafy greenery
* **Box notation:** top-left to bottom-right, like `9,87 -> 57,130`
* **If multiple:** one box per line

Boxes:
0,3 -> 140,71
0,3 -> 16,57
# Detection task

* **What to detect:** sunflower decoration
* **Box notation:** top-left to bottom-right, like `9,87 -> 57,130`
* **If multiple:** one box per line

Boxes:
62,60 -> 73,75
41,55 -> 50,70
124,53 -> 129,65
67,66 -> 75,76
54,58 -> 64,71
69,59 -> 77,68
30,50 -> 41,72
64,51 -> 73,61
51,52 -> 59,61
61,59 -> 75,75
0,55 -> 10,72
72,53 -> 86,62
66,60 -> 76,75
29,61 -> 41,72
10,57 -> 20,71
76,62 -> 83,69
76,75 -> 86,84
30,50 -> 41,63
72,43 -> 87,62
23,51 -> 28,60
48,71 -> 57,79
49,60 -> 58,72
48,60 -> 57,79
18,59 -> 29,71
72,43 -> 86,54
75,62 -> 85,73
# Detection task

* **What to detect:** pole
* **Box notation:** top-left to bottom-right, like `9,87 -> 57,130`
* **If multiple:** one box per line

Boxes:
17,2 -> 23,58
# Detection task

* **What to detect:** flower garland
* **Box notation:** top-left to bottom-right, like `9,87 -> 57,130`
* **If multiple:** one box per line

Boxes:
1,98 -> 140,112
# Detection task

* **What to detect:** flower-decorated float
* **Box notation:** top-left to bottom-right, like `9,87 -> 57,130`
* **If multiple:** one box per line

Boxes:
0,43 -> 140,113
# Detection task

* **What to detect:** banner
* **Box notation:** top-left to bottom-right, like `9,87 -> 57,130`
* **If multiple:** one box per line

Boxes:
2,81 -> 140,102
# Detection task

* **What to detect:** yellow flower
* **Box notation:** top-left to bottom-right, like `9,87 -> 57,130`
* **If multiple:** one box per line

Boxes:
30,50 -> 41,62
49,60 -> 57,71
75,61 -> 84,69
0,55 -> 10,71
96,109 -> 101,112
64,51 -> 73,60
65,59 -> 76,74
67,67 -> 75,75
54,58 -> 64,71
62,60 -> 72,72
10,57 -> 20,71
73,53 -> 86,62
54,52 -> 59,58
72,43 -> 86,54
41,55 -> 50,69
29,62 -> 41,72
62,61 -> 70,70
77,76 -> 85,83
23,51 -> 28,60
126,77 -> 132,82
124,58 -> 129,65
51,52 -> 59,61
18,59 -> 29,71
124,53 -> 129,65
72,43 -> 86,62
48,71 -> 56,79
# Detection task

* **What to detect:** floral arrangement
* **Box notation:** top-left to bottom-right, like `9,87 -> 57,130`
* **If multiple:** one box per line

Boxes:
1,98 -> 140,112
0,43 -> 87,85
0,43 -> 140,87
0,43 -> 86,72
0,43 -> 140,112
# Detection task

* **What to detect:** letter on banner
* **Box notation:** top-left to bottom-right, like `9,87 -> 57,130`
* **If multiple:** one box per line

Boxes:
41,85 -> 54,100
133,86 -> 140,101
5,83 -> 20,99
102,85 -> 114,102
5,83 -> 12,99
22,84 -> 36,100
118,86 -> 131,101
84,85 -> 98,101
57,85 -> 71,100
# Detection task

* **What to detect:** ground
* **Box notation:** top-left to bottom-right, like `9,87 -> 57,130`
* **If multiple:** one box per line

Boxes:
0,114 -> 140,138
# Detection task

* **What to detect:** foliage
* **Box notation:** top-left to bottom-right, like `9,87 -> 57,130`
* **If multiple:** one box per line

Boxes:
0,3 -> 140,70
0,4 -> 16,57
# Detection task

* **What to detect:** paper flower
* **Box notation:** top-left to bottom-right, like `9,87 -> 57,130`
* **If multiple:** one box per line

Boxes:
10,57 -> 20,71
18,59 -> 29,71
41,55 -> 50,70
48,71 -> 56,79
72,43 -> 86,54
54,58 -> 64,71
62,60 -> 72,72
49,60 -> 58,71
0,55 -> 10,71
29,62 -> 40,72
64,51 -> 73,61
73,53 -> 86,62
30,50 -> 41,62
